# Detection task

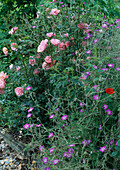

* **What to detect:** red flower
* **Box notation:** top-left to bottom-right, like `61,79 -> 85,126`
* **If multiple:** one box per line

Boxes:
105,88 -> 115,94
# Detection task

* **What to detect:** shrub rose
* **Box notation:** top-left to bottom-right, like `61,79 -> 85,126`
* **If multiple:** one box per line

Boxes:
33,68 -> 40,75
11,43 -> 18,51
46,32 -> 56,37
3,47 -> 8,56
29,56 -> 35,66
49,8 -> 60,16
37,39 -> 48,53
44,56 -> 52,63
50,39 -> 60,46
0,79 -> 5,89
15,87 -> 23,96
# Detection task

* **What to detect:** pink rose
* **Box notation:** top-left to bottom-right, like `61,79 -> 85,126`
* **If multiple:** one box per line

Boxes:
64,33 -> 68,38
29,56 -> 35,66
53,0 -> 57,2
16,66 -> 21,72
42,62 -> 51,70
11,43 -> 18,51
8,27 -> 18,34
50,39 -> 60,46
44,56 -> 52,63
15,87 -> 23,96
77,23 -> 89,29
65,41 -> 70,47
0,71 -> 8,80
0,79 -> 5,89
46,32 -> 56,37
82,41 -> 87,46
59,42 -> 66,50
33,68 -> 40,75
3,47 -> 8,56
71,37 -> 74,40
37,39 -> 48,53
49,8 -> 60,16
9,64 -> 14,70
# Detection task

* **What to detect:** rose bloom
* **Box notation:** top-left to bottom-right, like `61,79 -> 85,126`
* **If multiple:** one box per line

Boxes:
37,39 -> 48,53
53,0 -> 57,2
50,39 -> 60,46
15,87 -> 23,96
44,56 -> 52,63
11,43 -> 18,51
0,71 -> 8,80
42,62 -> 51,70
9,64 -> 14,70
46,32 -> 56,37
65,41 -> 70,47
3,47 -> 8,55
29,56 -> 35,66
16,66 -> 21,72
64,33 -> 68,37
33,68 -> 40,75
0,79 -> 5,89
82,41 -> 87,46
8,27 -> 18,34
105,88 -> 115,94
77,23 -> 89,29
49,8 -> 60,15
59,42 -> 66,50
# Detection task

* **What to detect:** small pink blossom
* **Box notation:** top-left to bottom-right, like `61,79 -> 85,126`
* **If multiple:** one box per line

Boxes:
11,43 -> 18,51
107,64 -> 114,68
44,56 -> 52,63
23,123 -> 30,129
26,86 -> 31,90
15,87 -> 23,96
50,39 -> 60,46
59,42 -> 66,50
37,39 -> 48,53
49,148 -> 55,153
46,32 -> 56,37
42,157 -> 48,164
99,146 -> 107,152
64,33 -> 68,37
65,41 -> 70,47
68,144 -> 75,147
49,8 -> 60,16
28,107 -> 34,112
52,159 -> 59,165
33,68 -> 40,75
8,27 -> 18,34
49,114 -> 55,119
42,62 -> 51,70
99,125 -> 102,130
9,64 -> 14,70
39,145 -> 44,151
27,113 -> 32,118
0,80 -> 5,89
16,66 -> 21,72
0,71 -> 8,80
93,95 -> 100,100
48,133 -> 53,138
35,124 -> 41,127
29,56 -> 35,66
3,47 -> 8,55
61,115 -> 68,121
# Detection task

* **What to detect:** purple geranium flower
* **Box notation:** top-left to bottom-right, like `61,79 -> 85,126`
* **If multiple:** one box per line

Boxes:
105,109 -> 111,115
32,26 -> 36,28
61,115 -> 68,120
42,157 -> 48,164
93,65 -> 97,69
35,124 -> 41,127
48,133 -> 53,139
99,146 -> 107,152
93,95 -> 100,100
109,140 -> 114,145
26,86 -> 32,90
116,67 -> 120,71
68,144 -> 75,147
79,109 -> 85,113
99,125 -> 102,130
102,104 -> 108,109
27,113 -> 32,118
39,145 -> 44,151
49,148 -> 55,153
86,50 -> 91,55
52,159 -> 59,165
93,39 -> 98,43
80,102 -> 85,107
23,123 -> 30,129
49,114 -> 55,119
107,64 -> 114,68
101,68 -> 108,71
28,107 -> 34,112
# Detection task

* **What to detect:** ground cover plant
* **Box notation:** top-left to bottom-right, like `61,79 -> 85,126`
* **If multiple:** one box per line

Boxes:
0,0 -> 120,169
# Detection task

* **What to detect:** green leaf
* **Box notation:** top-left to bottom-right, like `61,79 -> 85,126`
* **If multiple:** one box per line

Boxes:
111,151 -> 117,157
117,140 -> 120,146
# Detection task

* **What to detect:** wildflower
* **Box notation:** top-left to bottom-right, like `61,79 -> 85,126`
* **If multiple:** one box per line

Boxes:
33,68 -> 40,75
35,124 -> 41,127
15,87 -> 23,96
107,64 -> 114,68
101,68 -> 108,71
66,152 -> 72,158
44,168 -> 50,170
115,141 -> 118,146
63,151 -> 68,157
8,27 -> 18,34
64,33 -> 68,37
44,56 -> 52,64
59,42 -> 66,50
86,50 -> 91,55
0,80 -> 5,89
93,95 -> 100,100
56,108 -> 59,112
28,107 -> 34,112
49,148 -> 55,153
23,123 -> 30,129
42,157 -> 48,164
49,8 -> 60,15
27,113 -> 32,118
99,146 -> 107,152
32,26 -> 36,28
93,65 -> 97,69
61,115 -> 68,120
93,39 -> 98,43
109,140 -> 114,145
68,144 -> 75,147
16,66 -> 21,72
65,41 -> 70,47
52,159 -> 59,165
68,148 -> 74,153
39,145 -> 44,151
79,109 -> 85,113
49,114 -> 55,119
84,33 -> 92,39
99,125 -> 102,130
105,109 -> 111,115
116,67 -> 120,71
80,102 -> 85,107
101,24 -> 107,28
102,104 -> 108,109
9,64 -> 13,70
105,88 -> 115,94
48,133 -> 53,138
26,86 -> 32,90
93,85 -> 98,89
82,158 -> 86,163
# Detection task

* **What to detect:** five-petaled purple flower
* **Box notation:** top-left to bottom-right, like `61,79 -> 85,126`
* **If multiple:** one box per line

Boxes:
26,86 -> 32,90
107,64 -> 114,68
27,113 -> 32,118
23,123 -> 30,129
80,102 -> 85,107
48,133 -> 53,138
61,115 -> 68,120
86,50 -> 91,55
93,39 -> 98,43
105,109 -> 111,115
99,146 -> 107,152
42,157 -> 48,164
102,104 -> 108,109
49,148 -> 55,153
52,159 -> 59,165
49,114 -> 55,119
93,95 -> 100,100
28,107 -> 34,112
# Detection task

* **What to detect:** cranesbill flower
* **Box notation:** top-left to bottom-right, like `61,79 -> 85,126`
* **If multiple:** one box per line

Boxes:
28,107 -> 34,112
116,67 -> 120,71
26,86 -> 32,90
68,148 -> 74,153
93,95 -> 100,100
44,167 -> 50,170
23,123 -> 30,129
52,159 -> 59,165
79,109 -> 85,113
93,65 -> 97,69
49,148 -> 55,153
35,124 -> 41,127
42,157 -> 48,164
86,50 -> 91,55
49,114 -> 55,119
99,125 -> 102,130
80,102 -> 85,107
107,64 -> 114,68
27,113 -> 32,118
68,144 -> 75,147
109,140 -> 114,145
105,109 -> 111,115
82,158 -> 86,164
48,133 -> 53,138
61,115 -> 68,120
39,145 -> 44,151
93,39 -> 98,43
99,146 -> 107,152
101,68 -> 108,71
102,104 -> 108,109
